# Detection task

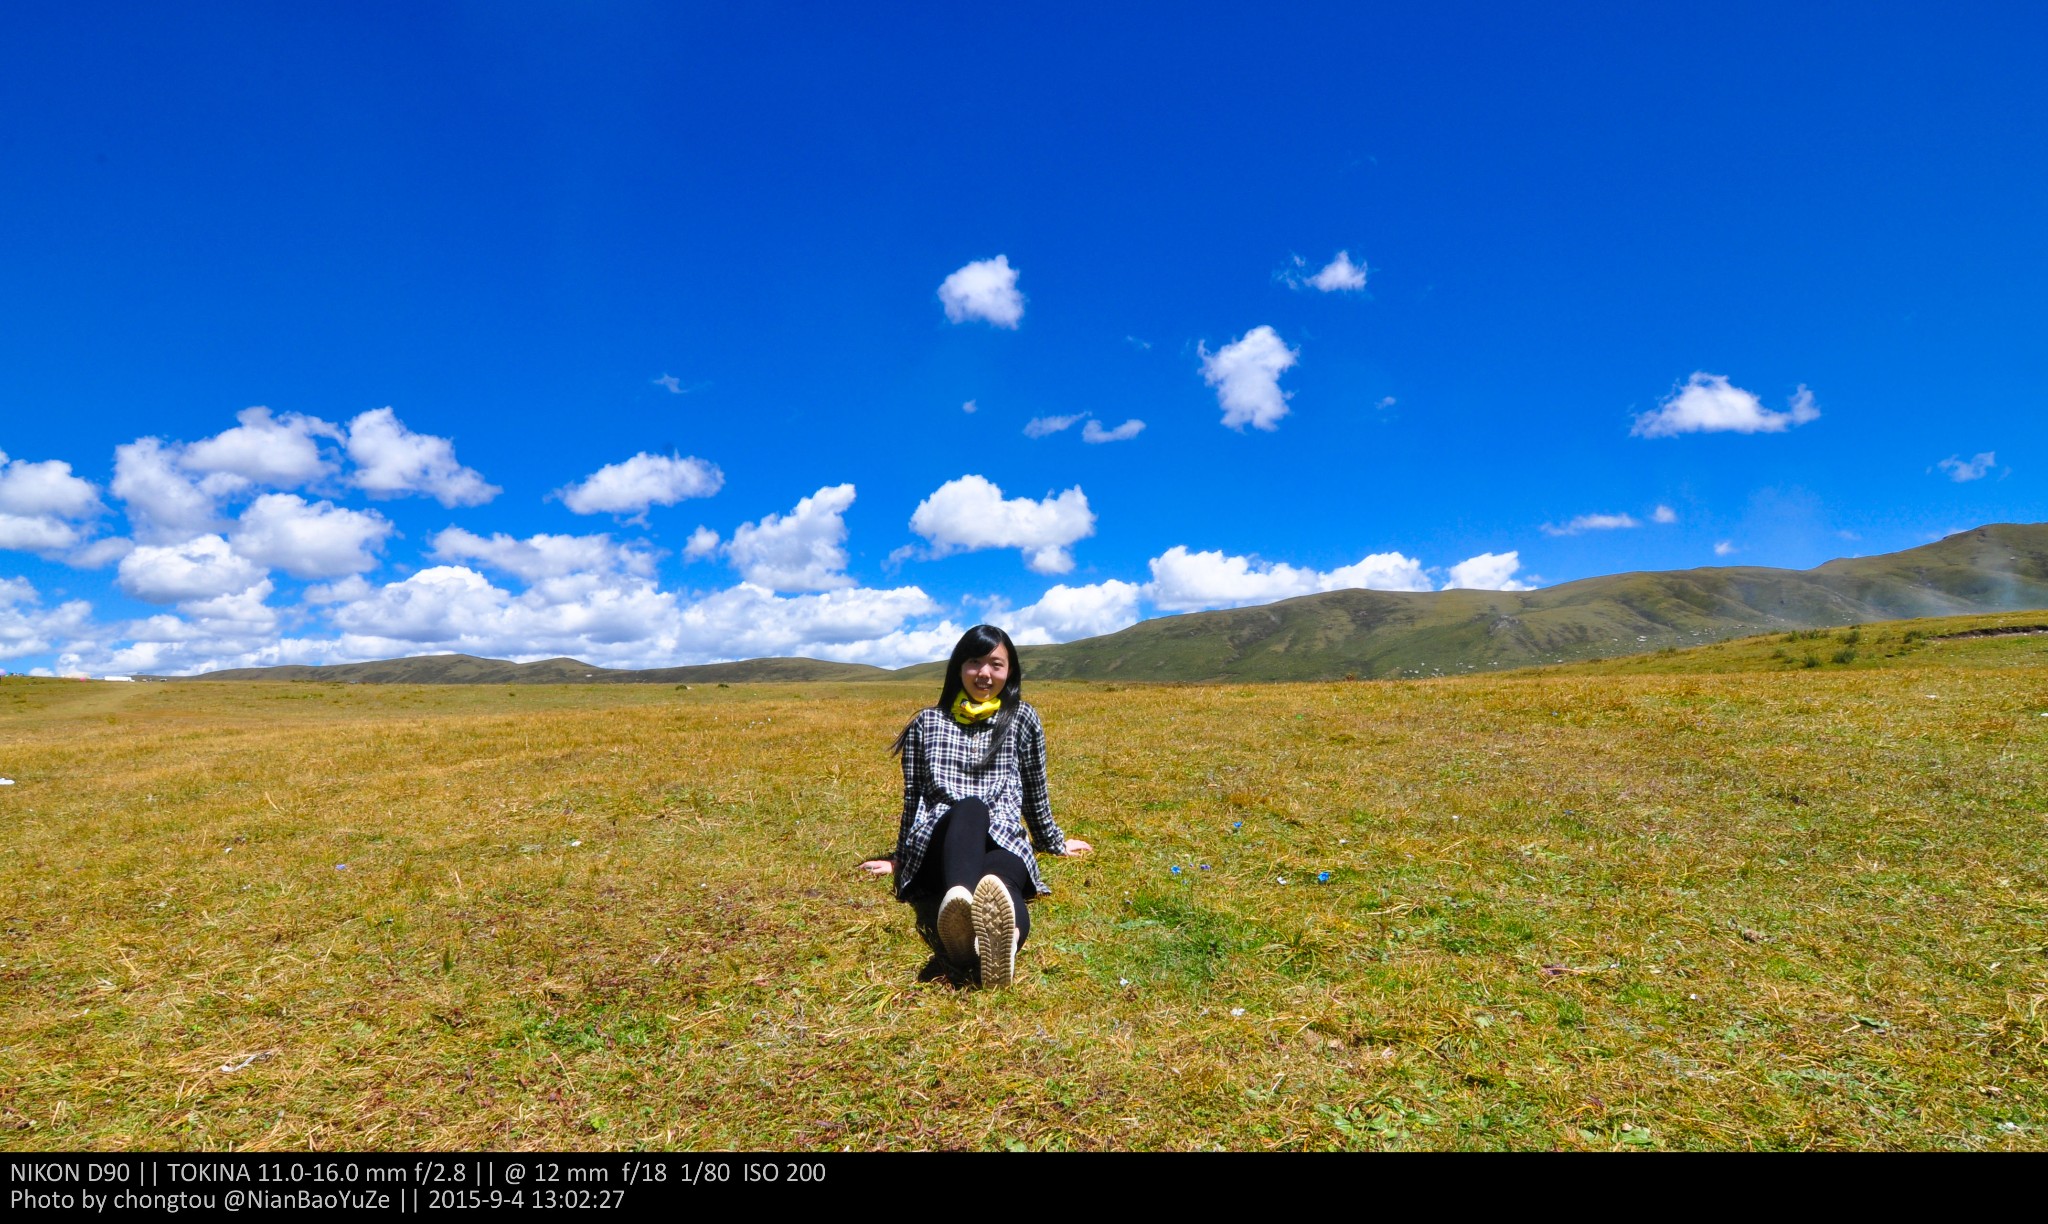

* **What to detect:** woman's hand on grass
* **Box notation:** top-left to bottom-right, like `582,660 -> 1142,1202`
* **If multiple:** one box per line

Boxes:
1063,839 -> 1092,856
859,859 -> 896,875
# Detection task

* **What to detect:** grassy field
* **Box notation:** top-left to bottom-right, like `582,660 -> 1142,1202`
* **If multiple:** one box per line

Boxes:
3,612 -> 2045,1150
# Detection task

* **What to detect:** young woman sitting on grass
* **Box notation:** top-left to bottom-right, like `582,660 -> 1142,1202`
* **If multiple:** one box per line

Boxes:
860,625 -> 1090,987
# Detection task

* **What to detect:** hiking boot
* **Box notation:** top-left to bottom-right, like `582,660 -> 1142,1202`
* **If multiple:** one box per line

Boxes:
973,874 -> 1019,988
936,885 -> 976,966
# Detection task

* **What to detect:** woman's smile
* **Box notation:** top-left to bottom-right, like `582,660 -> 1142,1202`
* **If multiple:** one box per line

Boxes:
961,648 -> 1010,701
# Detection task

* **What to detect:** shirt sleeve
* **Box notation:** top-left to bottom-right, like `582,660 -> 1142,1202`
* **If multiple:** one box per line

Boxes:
895,714 -> 922,858
1019,708 -> 1067,855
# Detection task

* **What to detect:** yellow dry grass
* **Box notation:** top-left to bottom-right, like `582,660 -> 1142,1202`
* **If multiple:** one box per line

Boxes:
2,621 -> 2044,1149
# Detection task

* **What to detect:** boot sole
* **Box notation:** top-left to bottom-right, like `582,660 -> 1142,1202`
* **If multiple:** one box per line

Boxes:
973,875 -> 1018,988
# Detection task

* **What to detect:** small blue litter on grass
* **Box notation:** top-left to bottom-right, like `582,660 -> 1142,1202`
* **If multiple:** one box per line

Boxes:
1170,865 -> 1182,875
1317,871 -> 1331,883
1199,864 -> 1211,871
1232,821 -> 1243,831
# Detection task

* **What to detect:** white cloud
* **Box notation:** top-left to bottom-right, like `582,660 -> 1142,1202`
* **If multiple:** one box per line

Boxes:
938,255 -> 1024,328
1143,545 -> 1430,612
1542,512 -> 1641,537
430,527 -> 656,583
1652,504 -> 1678,524
0,513 -> 85,554
1631,373 -> 1820,438
232,494 -> 392,579
305,575 -> 373,604
330,566 -> 523,643
1082,419 -> 1145,444
724,484 -> 857,592
1003,580 -> 1144,645
653,374 -> 684,394
69,536 -> 134,568
557,451 -> 722,517
1023,414 -> 1085,438
682,526 -> 721,561
1200,325 -> 1298,431
0,578 -> 95,662
117,534 -> 266,604
1288,250 -> 1367,292
908,475 -> 1095,575
1441,551 -> 1532,591
175,580 -> 280,632
1375,396 -> 1396,411
0,451 -> 102,519
1938,451 -> 1996,482
674,583 -> 944,665
182,407 -> 341,486
346,408 -> 500,506
1714,541 -> 1738,557
111,437 -> 241,542
324,566 -> 949,670
961,399 -> 978,414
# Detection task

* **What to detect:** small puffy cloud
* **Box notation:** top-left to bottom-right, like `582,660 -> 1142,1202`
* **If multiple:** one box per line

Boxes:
961,399 -> 978,414
1714,541 -> 1738,557
1441,551 -> 1532,591
724,484 -> 858,592
112,437 -> 240,542
1631,373 -> 1820,438
0,451 -> 102,519
908,475 -> 1095,575
653,374 -> 684,394
69,536 -> 134,568
1325,552 -> 1434,592
346,408 -> 500,506
1375,396 -> 1397,411
1002,580 -> 1144,645
182,407 -> 341,486
0,578 -> 95,662
175,579 -> 279,632
232,494 -> 393,579
1542,512 -> 1641,537
1082,419 -> 1144,444
117,534 -> 266,604
305,575 -> 373,604
938,255 -> 1024,328
330,566 -> 518,643
1023,414 -> 1085,439
682,526 -> 721,561
557,452 -> 723,517
1200,325 -> 1298,432
430,527 -> 656,583
1938,451 -> 1996,482
0,513 -> 84,554
1144,545 -> 1430,612
1651,504 -> 1678,524
1288,250 -> 1367,292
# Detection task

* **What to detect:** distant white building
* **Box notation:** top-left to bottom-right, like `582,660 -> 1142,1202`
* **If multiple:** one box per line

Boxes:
101,676 -> 136,683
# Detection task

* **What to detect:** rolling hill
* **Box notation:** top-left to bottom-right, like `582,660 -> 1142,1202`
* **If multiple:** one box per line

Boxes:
172,523 -> 2048,685
1003,522 -> 2048,681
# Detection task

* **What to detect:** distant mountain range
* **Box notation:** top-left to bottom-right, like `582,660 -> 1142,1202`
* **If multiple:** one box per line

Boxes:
179,523 -> 2048,685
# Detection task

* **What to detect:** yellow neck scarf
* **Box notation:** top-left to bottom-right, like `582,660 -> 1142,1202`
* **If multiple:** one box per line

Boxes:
950,691 -> 1002,725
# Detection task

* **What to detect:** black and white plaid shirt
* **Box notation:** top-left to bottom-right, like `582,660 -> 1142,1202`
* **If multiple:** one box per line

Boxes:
894,701 -> 1067,898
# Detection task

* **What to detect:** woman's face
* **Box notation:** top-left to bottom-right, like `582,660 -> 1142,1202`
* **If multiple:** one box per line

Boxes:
959,645 -> 1011,703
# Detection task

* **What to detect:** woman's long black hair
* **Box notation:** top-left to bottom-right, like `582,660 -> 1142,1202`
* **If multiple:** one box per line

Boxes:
891,624 -> 1024,763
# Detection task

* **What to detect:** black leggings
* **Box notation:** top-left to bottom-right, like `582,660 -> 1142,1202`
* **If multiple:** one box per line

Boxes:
905,799 -> 1032,947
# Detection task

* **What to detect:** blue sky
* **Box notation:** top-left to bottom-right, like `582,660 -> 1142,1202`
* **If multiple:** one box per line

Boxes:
2,3 -> 2043,674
